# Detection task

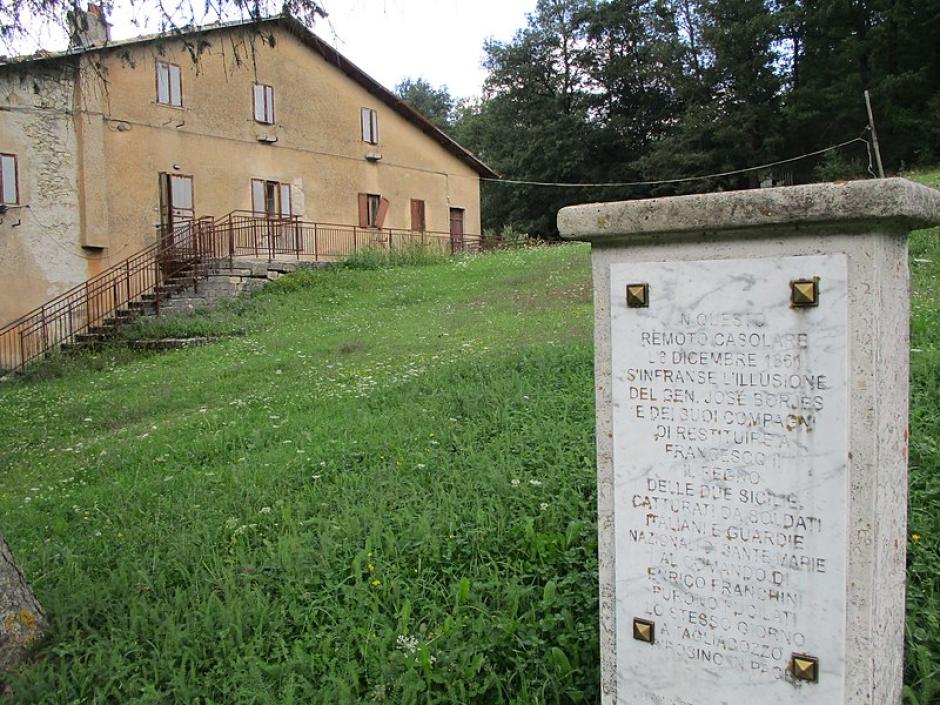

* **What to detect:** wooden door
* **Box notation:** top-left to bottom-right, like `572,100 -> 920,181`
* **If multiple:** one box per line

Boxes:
449,208 -> 465,253
411,199 -> 426,232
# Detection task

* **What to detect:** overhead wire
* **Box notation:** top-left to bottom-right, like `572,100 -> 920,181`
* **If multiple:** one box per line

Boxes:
478,135 -> 873,189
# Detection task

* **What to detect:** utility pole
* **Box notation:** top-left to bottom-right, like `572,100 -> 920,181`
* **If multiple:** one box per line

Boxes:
864,90 -> 885,178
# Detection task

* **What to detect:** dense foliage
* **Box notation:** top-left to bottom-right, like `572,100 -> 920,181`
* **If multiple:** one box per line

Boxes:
443,0 -> 940,235
395,78 -> 456,131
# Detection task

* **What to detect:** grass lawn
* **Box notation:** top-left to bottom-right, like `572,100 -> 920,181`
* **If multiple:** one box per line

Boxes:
1,174 -> 939,704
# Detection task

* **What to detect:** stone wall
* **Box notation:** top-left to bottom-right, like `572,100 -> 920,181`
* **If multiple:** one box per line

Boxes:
153,259 -> 325,316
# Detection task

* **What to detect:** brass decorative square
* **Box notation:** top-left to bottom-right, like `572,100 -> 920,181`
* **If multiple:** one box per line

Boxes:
790,654 -> 818,682
790,278 -> 819,307
626,283 -> 649,308
632,618 -> 655,644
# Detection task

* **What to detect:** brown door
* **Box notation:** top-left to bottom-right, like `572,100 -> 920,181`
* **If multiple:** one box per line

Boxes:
411,199 -> 426,232
449,208 -> 464,253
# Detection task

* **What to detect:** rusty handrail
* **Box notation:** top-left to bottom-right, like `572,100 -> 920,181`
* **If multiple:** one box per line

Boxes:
0,212 -> 488,373
0,218 -> 221,373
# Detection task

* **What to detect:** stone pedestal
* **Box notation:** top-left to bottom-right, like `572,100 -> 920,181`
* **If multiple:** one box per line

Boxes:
558,179 -> 940,705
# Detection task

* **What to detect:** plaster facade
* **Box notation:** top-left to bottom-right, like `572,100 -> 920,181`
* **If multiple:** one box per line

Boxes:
0,17 -> 488,327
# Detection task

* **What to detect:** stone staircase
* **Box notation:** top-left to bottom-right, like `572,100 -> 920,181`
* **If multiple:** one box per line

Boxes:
62,259 -> 325,352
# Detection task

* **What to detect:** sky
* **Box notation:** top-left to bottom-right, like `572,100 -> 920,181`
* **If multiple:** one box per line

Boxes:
14,0 -> 536,101
315,0 -> 534,99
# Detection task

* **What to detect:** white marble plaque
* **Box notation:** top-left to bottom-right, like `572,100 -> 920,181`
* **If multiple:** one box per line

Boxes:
610,255 -> 848,705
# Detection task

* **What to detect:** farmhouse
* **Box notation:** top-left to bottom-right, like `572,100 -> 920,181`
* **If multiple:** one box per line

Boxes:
0,6 -> 495,330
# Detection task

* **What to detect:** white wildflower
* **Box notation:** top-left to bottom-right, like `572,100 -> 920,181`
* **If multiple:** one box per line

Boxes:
396,635 -> 419,654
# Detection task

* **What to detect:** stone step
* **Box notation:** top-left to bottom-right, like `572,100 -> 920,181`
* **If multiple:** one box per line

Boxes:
129,300 -> 157,311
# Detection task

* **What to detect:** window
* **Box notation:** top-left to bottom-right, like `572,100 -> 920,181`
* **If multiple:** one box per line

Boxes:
358,193 -> 388,228
0,154 -> 18,205
410,199 -> 426,232
251,179 -> 291,218
361,107 -> 378,144
367,194 -> 380,226
253,83 -> 275,124
156,61 -> 182,107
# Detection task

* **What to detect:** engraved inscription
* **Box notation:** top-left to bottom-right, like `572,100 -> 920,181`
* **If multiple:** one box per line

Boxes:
611,256 -> 847,705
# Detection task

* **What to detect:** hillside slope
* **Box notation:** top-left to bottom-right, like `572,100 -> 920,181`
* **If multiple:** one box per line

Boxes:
0,246 -> 601,704
1,183 -> 938,702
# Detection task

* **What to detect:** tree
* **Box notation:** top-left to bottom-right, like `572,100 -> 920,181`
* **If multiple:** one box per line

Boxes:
394,78 -> 455,131
0,533 -> 44,673
638,0 -> 785,193
782,0 -> 940,170
452,0 -> 617,236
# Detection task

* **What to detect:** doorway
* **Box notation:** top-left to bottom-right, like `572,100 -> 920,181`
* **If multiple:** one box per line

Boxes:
449,207 -> 465,254
251,179 -> 294,255
159,173 -> 194,242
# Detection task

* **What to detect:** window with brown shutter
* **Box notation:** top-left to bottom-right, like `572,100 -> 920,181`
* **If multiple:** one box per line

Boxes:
0,154 -> 18,205
156,61 -> 182,107
376,197 -> 389,228
358,193 -> 384,227
253,83 -> 275,124
410,199 -> 426,232
358,193 -> 369,227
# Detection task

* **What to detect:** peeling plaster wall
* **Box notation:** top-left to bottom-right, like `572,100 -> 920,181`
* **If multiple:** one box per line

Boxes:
0,64 -> 88,327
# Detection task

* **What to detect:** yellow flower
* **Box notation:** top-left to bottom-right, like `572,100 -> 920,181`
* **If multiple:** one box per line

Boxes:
371,579 -> 382,588
368,563 -> 376,573
911,533 -> 922,542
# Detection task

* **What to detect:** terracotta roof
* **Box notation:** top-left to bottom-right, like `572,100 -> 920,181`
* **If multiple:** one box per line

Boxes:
0,13 -> 498,178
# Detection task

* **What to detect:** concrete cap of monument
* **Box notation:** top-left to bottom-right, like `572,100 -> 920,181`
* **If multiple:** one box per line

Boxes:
557,178 -> 940,242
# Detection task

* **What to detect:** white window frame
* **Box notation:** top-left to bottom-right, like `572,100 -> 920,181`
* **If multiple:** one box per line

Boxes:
251,179 -> 292,218
361,107 -> 379,145
0,153 -> 18,205
253,83 -> 275,124
156,61 -> 183,107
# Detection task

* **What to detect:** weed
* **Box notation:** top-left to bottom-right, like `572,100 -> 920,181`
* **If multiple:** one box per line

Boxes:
339,243 -> 452,270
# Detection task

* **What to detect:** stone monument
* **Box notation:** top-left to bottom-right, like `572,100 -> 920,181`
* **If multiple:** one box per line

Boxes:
558,178 -> 940,705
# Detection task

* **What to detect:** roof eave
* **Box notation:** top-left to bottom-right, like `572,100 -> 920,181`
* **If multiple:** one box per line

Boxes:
275,16 -> 497,179
0,13 -> 498,179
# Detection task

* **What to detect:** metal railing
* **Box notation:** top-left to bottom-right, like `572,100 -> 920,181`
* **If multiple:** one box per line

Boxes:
217,211 -> 482,262
0,212 -> 485,372
0,217 -> 225,373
